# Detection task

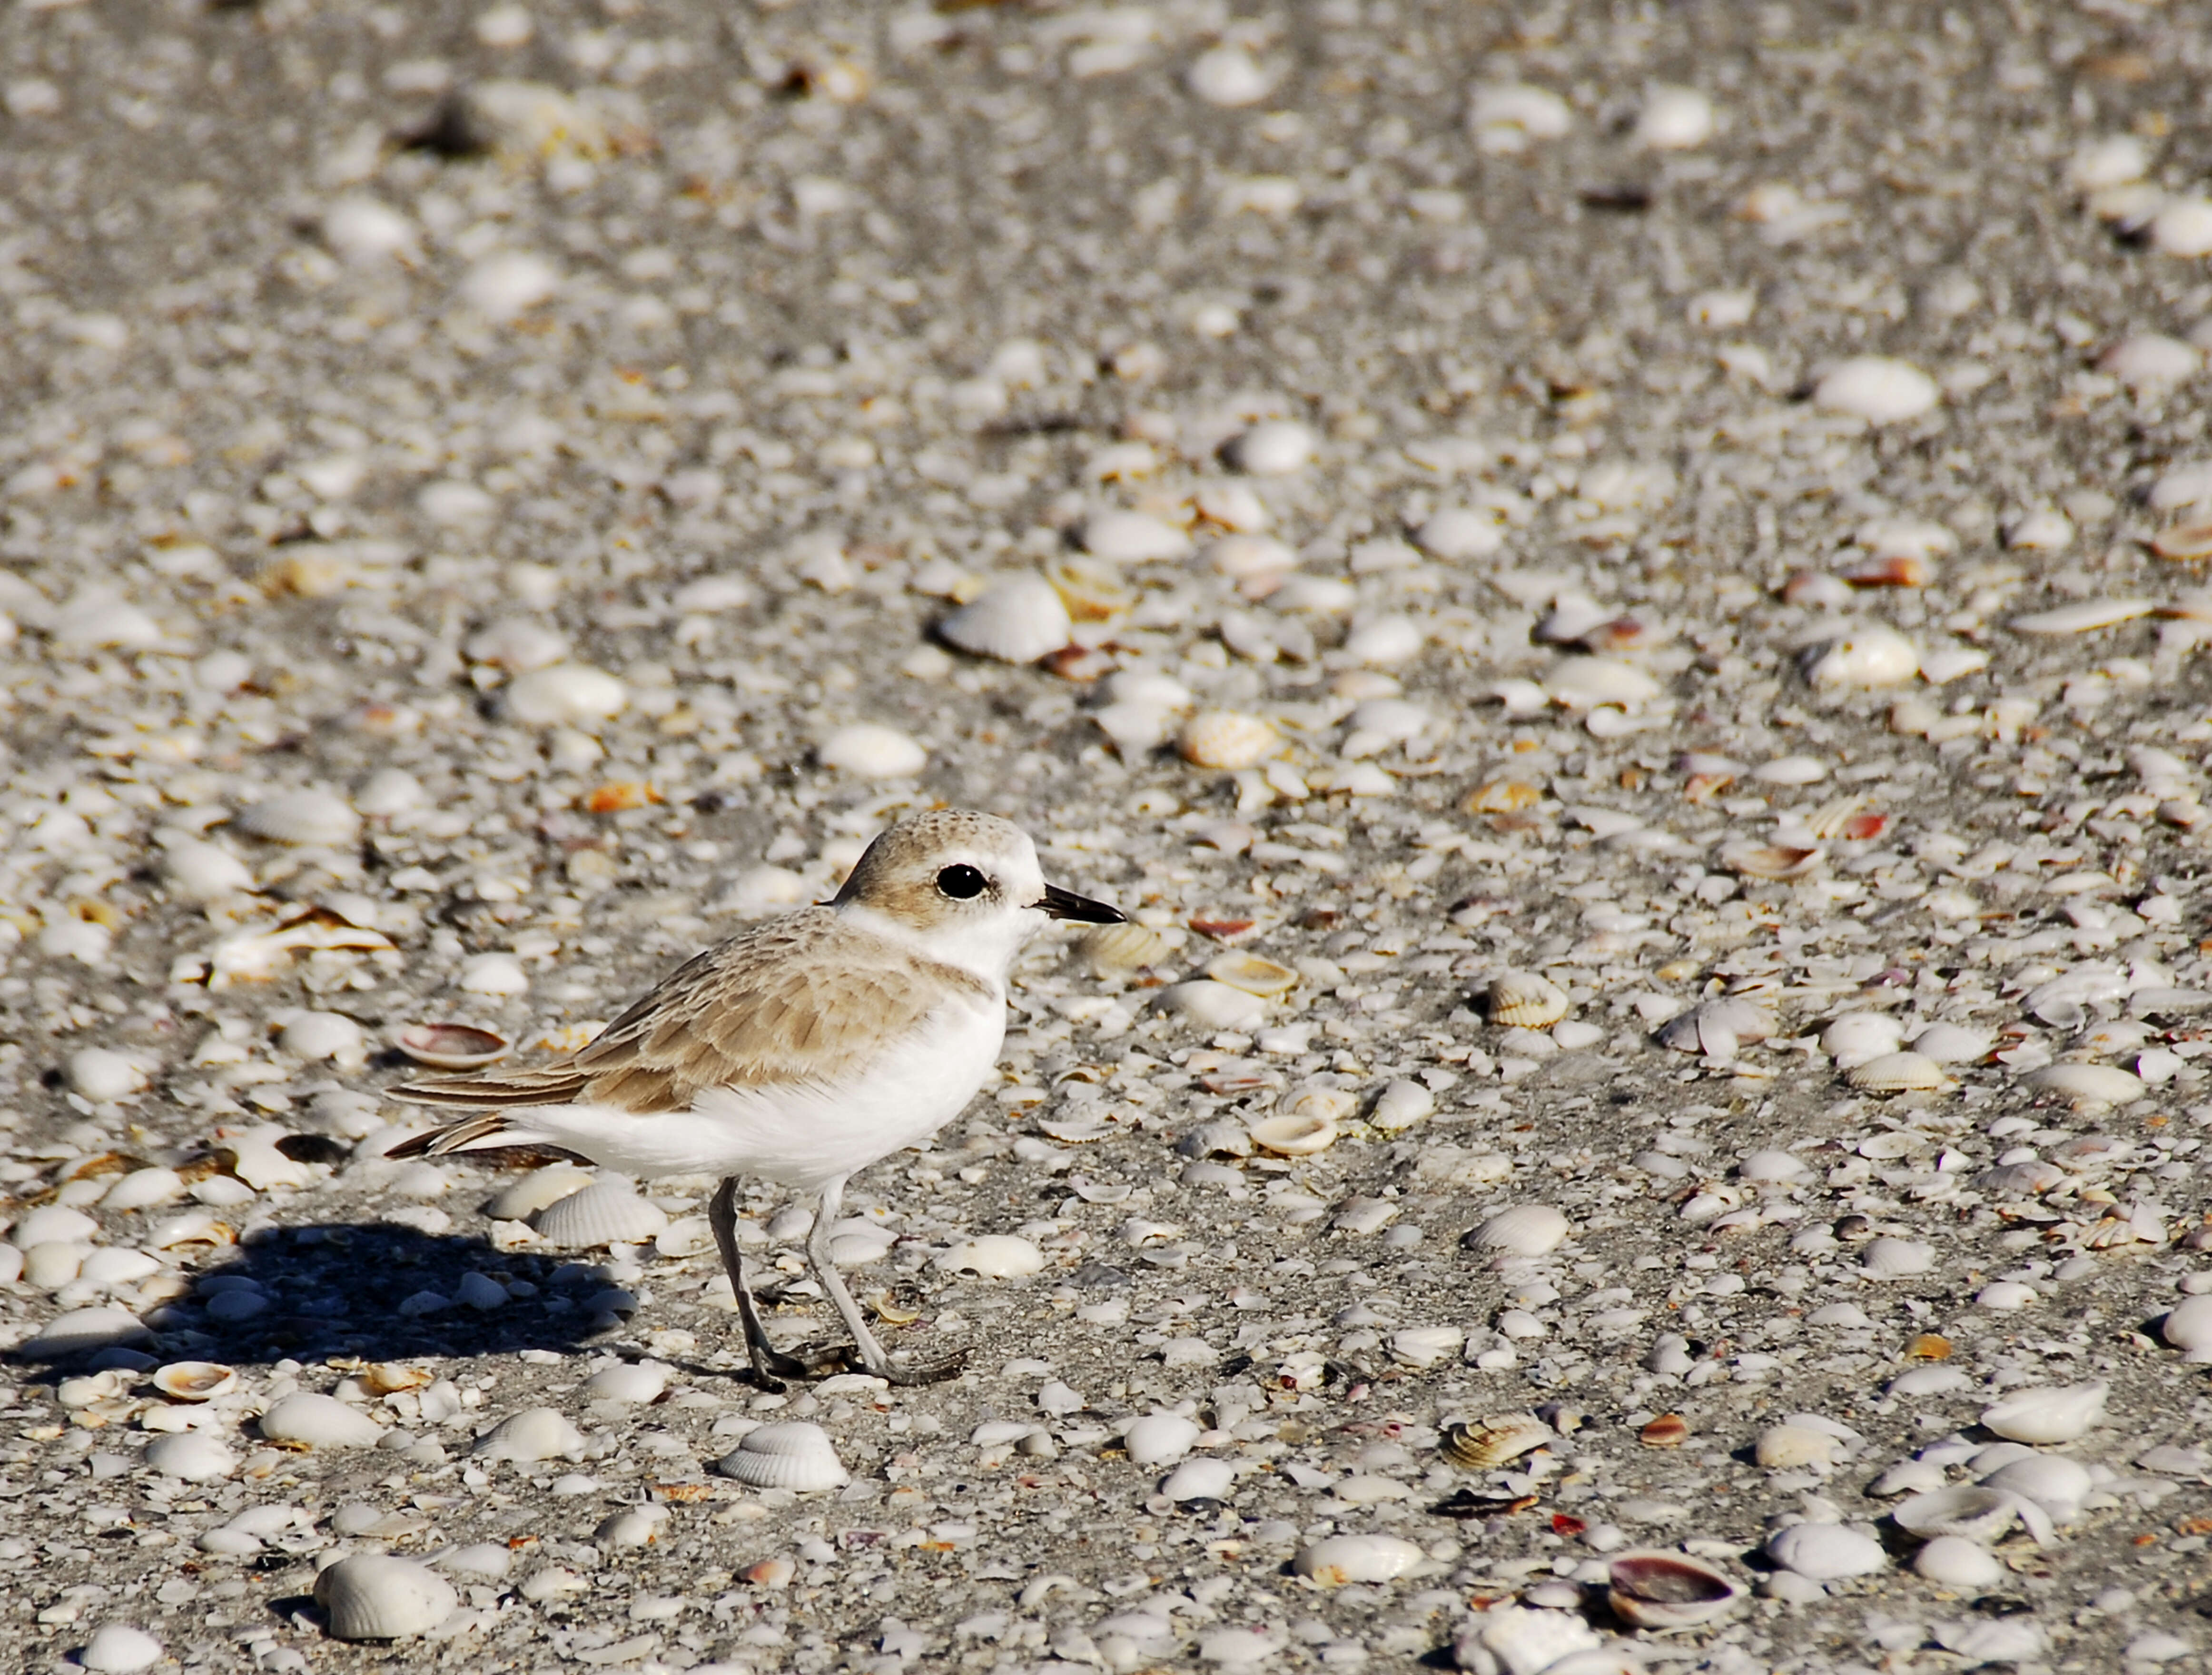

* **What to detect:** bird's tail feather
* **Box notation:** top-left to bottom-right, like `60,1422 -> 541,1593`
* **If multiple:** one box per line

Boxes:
383,1112 -> 524,1160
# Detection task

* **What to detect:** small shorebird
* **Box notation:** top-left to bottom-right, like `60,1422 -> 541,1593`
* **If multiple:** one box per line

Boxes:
386,808 -> 1124,1387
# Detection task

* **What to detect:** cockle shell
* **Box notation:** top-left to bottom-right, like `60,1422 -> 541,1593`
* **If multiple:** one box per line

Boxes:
1847,1051 -> 1947,1094
1293,1534 -> 1425,1586
717,1421 -> 849,1490
152,1361 -> 237,1402
396,1023 -> 510,1070
314,1554 -> 458,1641
1605,1551 -> 1743,1628
937,575 -> 1072,664
1487,971 -> 1569,1027
1441,1413 -> 1552,1469
533,1182 -> 669,1248
1177,710 -> 1281,770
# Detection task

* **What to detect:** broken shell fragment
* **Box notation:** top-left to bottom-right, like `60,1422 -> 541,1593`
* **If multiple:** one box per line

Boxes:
1205,951 -> 1299,996
1980,1382 -> 2107,1445
1246,1110 -> 1339,1156
1293,1534 -> 1425,1587
1605,1551 -> 1744,1629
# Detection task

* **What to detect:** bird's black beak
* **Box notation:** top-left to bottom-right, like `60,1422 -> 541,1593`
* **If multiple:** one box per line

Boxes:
1036,883 -> 1126,925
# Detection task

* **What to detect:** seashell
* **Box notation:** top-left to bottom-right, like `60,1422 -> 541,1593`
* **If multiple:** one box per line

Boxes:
1388,1325 -> 1464,1368
14,1205 -> 98,1247
19,1307 -> 151,1361
280,1011 -> 366,1067
1368,1079 -> 1435,1133
1226,420 -> 1318,476
1124,1412 -> 1202,1465
161,839 -> 257,902
514,1180 -> 662,1250
473,1406 -> 588,1463
817,723 -> 927,778
1635,85 -> 1714,151
259,1392 -> 383,1449
237,790 -> 360,848
1606,1551 -> 1743,1628
1441,1413 -> 1552,1469
102,1167 -> 183,1213
1719,841 -> 1823,880
1413,508 -> 1503,561
1763,1522 -> 1886,1580
1247,1110 -> 1338,1156
1754,1425 -> 1837,1469
152,1361 -> 237,1402
1860,1237 -> 1936,1278
1454,1609 -> 1603,1675
1339,615 -> 1424,667
1177,1119 -> 1254,1160
1980,1381 -> 2106,1445
144,1431 -> 238,1484
1488,971 -> 1569,1027
396,1023 -> 510,1070
1155,980 -> 1267,1032
1293,1534 -> 1425,1587
1205,951 -> 1299,996
936,1234 -> 1046,1278
2011,598 -> 2152,635
1814,357 -> 1939,424
465,617 -> 569,672
1980,1454 -> 2093,1521
1914,1535 -> 2005,1587
1543,655 -> 1661,709
1821,1012 -> 1903,1067
1082,922 -> 1172,978
1738,1150 -> 1807,1183
2025,1063 -> 2144,1109
2163,1293 -> 2212,1360
717,1420 -> 849,1491
2153,522 -> 2212,562
505,664 -> 626,727
2152,197 -> 2212,257
1907,1023 -> 1991,1064
486,1162 -> 594,1222
1469,82 -> 1572,148
145,1210 -> 231,1251
1893,1485 -> 2053,1547
2152,460 -> 2212,513
938,575 -> 1072,664
1803,625 -> 1918,688
314,1553 -> 458,1641
1176,709 -> 1280,770
583,1362 -> 669,1404
1080,509 -> 1193,563
1847,1052 -> 1947,1094
78,1625 -> 166,1674
1656,997 -> 1771,1059
1463,1204 -> 1571,1257
1195,481 -> 1270,532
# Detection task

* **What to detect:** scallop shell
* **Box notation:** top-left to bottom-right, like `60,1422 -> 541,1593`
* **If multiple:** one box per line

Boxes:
533,1182 -> 670,1248
1606,1552 -> 1744,1629
937,575 -> 1073,664
1205,951 -> 1299,996
237,790 -> 361,848
396,1023 -> 510,1070
314,1553 -> 458,1642
717,1420 -> 850,1491
1487,971 -> 1569,1027
1176,710 -> 1281,770
152,1361 -> 237,1402
1441,1413 -> 1553,1469
1081,922 -> 1172,977
1846,1051 -> 1948,1093
1292,1534 -> 1425,1587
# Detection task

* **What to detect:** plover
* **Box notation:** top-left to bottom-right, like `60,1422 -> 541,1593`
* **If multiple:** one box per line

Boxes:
386,808 -> 1124,1386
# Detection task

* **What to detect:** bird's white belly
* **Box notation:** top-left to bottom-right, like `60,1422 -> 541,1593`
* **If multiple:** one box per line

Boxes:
497,997 -> 1005,1188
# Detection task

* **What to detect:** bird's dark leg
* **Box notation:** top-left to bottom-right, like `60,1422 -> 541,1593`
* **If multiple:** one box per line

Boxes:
708,1175 -> 829,1389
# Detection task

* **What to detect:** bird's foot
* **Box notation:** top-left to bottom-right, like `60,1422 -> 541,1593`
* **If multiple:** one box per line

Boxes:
744,1340 -> 852,1391
865,1348 -> 969,1388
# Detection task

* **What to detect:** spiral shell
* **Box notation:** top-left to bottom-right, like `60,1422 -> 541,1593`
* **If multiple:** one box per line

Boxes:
1486,971 -> 1569,1028
716,1421 -> 849,1491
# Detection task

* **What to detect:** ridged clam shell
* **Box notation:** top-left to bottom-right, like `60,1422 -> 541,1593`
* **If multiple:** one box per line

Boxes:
533,1182 -> 669,1248
395,1023 -> 510,1070
1606,1551 -> 1743,1628
1846,1051 -> 1947,1093
487,1163 -> 597,1223
1176,709 -> 1281,770
937,575 -> 1072,664
1081,922 -> 1172,977
1487,971 -> 1568,1027
152,1361 -> 237,1402
314,1553 -> 458,1641
1205,951 -> 1299,996
1441,1413 -> 1552,1469
717,1421 -> 849,1490
2025,1063 -> 2144,1108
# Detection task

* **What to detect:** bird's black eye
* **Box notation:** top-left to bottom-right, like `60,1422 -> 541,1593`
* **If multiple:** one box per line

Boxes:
936,864 -> 988,900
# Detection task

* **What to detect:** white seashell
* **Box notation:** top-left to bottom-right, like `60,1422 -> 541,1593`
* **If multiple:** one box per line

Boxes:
473,1406 -> 587,1463
1456,1607 -> 1600,1675
436,1543 -> 513,1581
465,617 -> 569,671
1804,625 -> 1918,688
2011,598 -> 2152,635
1081,510 -> 1193,563
2163,1293 -> 2212,1359
1763,1522 -> 1885,1580
2151,197 -> 2212,257
1226,420 -> 1317,476
152,1361 -> 237,1402
938,576 -> 1072,665
582,1362 -> 668,1404
1977,1280 -> 2038,1311
162,840 -> 256,901
1488,971 -> 1570,1027
1814,357 -> 1939,424
718,1420 -> 849,1491
1847,1052 -> 1947,1094
1176,710 -> 1280,770
1388,1325 -> 1464,1368
238,790 -> 360,847
356,768 -> 427,817
1369,1079 -> 1435,1133
1195,482 -> 1270,532
280,1011 -> 366,1066
145,1431 -> 237,1483
1187,45 -> 1274,108
1821,1013 -> 1903,1067
533,1182 -> 669,1248
596,1505 -> 672,1549
670,572 -> 755,613
314,1554 -> 458,1641
1205,951 -> 1299,996
937,1234 -> 1046,1278
65,1047 -> 147,1104
24,1243 -> 84,1289
505,664 -> 626,727
1155,980 -> 1267,1031
2151,460 -> 2212,513
1543,655 -> 1661,709
461,250 -> 560,319
2101,334 -> 2201,395
1124,1412 -> 1202,1466
1605,1551 -> 1743,1628
1635,85 -> 1715,150
2068,134 -> 2148,191
1738,1150 -> 1807,1182
1907,1023 -> 1990,1064
1465,1204 -> 1571,1257
79,1624 -> 165,1674
1980,1455 -> 2093,1521
1754,1425 -> 1837,1469
816,723 -> 927,778
398,1023 -> 510,1070
20,1307 -> 151,1360
1245,1109 -> 1339,1156
1469,83 -> 1572,147
2026,1063 -> 2143,1108
1980,1382 -> 2106,1445
259,1393 -> 383,1449
1892,1485 -> 2046,1546
1412,509 -> 1503,561
1293,1534 -> 1425,1587
1860,1237 -> 1936,1278
1914,1536 -> 2005,1587
458,953 -> 529,997
488,1163 -> 594,1222
1656,996 -> 1771,1057
1209,533 -> 1298,584
14,1205 -> 98,1247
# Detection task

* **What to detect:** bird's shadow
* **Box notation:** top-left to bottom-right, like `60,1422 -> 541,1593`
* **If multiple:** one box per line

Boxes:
7,1221 -> 677,1379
